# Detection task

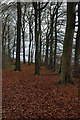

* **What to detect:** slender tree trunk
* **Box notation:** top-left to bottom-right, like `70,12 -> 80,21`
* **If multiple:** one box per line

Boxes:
13,28 -> 16,59
39,2 -> 42,66
45,31 -> 49,67
74,2 -> 80,77
31,31 -> 33,64
28,22 -> 32,65
49,20 -> 53,68
22,29 -> 26,64
49,9 -> 54,68
15,2 -> 21,71
22,5 -> 26,64
33,2 -> 49,75
60,2 -> 75,84
42,41 -> 45,64
2,24 -> 6,68
8,24 -> 11,60
53,8 -> 58,72
31,43 -> 33,64
34,3 -> 40,75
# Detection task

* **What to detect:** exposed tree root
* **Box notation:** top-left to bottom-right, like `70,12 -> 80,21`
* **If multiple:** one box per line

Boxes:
55,79 -> 75,86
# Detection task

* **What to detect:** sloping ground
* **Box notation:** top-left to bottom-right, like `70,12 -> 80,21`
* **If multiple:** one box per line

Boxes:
2,64 -> 80,119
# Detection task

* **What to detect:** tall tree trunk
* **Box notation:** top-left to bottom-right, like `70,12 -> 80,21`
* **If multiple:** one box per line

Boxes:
45,31 -> 49,67
22,27 -> 26,64
42,41 -> 45,64
15,2 -> 21,71
39,2 -> 42,66
28,22 -> 32,65
13,28 -> 16,59
33,2 -> 49,75
74,2 -> 80,77
49,7 -> 54,68
22,5 -> 26,64
2,24 -> 6,68
8,24 -> 11,60
34,3 -> 40,75
31,31 -> 33,64
53,7 -> 58,72
49,18 -> 53,68
60,2 -> 75,84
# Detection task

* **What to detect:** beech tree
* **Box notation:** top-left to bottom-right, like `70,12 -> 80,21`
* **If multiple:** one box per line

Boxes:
60,2 -> 76,84
27,6 -> 33,65
74,2 -> 80,76
45,29 -> 49,67
53,3 -> 58,72
14,2 -> 21,71
33,2 -> 49,75
21,4 -> 26,64
49,3 -> 54,68
8,22 -> 11,60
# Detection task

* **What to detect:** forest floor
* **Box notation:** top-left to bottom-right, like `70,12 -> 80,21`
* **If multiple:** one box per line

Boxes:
2,64 -> 80,120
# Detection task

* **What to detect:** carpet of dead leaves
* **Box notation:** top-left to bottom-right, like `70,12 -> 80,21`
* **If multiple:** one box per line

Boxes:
2,64 -> 80,120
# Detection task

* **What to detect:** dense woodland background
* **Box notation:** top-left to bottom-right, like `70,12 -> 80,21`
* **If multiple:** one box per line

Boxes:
1,1 -> 80,119
1,1 -> 80,84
